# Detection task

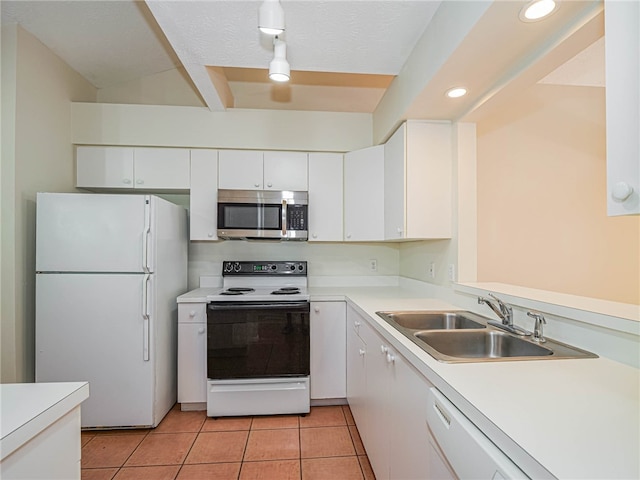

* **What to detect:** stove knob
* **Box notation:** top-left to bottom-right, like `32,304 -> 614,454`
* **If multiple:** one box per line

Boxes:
298,264 -> 304,271
234,263 -> 241,272
290,265 -> 295,271
270,264 -> 277,270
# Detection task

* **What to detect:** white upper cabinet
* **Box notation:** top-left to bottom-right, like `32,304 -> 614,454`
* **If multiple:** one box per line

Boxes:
76,146 -> 190,190
218,150 -> 308,191
190,149 -> 218,241
134,147 -> 190,189
384,121 -> 452,240
76,146 -> 135,189
605,0 -> 640,216
263,151 -> 308,190
308,153 -> 343,241
218,150 -> 263,189
344,145 -> 385,242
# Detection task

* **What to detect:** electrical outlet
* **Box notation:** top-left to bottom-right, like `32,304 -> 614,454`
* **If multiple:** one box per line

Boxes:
369,259 -> 378,272
428,262 -> 436,279
448,264 -> 456,282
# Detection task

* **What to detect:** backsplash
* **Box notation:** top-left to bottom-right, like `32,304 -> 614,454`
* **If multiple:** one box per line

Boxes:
187,241 -> 401,290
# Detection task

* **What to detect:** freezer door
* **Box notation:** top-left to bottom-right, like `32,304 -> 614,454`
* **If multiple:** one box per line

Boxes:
36,193 -> 151,273
36,273 -> 156,428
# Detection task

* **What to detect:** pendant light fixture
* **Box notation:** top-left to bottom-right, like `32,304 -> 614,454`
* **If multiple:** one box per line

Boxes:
258,0 -> 285,35
269,37 -> 290,82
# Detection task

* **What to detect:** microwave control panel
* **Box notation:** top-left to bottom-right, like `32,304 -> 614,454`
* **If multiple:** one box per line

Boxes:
287,205 -> 307,231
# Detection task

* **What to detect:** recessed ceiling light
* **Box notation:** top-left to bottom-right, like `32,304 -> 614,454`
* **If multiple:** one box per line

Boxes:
446,87 -> 467,98
520,0 -> 557,22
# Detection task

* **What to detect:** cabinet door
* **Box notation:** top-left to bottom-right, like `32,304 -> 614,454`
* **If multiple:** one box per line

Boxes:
178,320 -> 207,404
134,148 -> 190,190
344,145 -> 385,241
358,320 -> 392,480
190,150 -> 218,240
308,153 -> 344,241
346,308 -> 367,432
263,151 -> 308,190
384,123 -> 406,239
388,353 -> 432,480
218,150 -> 263,189
76,146 -> 134,189
310,302 -> 346,399
605,0 -> 640,216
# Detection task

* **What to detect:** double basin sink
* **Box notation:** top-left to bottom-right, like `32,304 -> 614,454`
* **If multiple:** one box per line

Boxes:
375,310 -> 597,363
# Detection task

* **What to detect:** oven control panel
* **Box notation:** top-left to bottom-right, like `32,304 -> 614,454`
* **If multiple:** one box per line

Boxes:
222,261 -> 307,275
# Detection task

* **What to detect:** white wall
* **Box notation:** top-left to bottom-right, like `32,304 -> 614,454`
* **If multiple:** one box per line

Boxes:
0,25 -> 97,383
188,241 -> 400,290
71,103 -> 373,153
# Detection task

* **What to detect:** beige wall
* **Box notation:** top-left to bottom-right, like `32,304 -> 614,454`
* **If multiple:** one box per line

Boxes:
97,67 -> 205,107
0,25 -> 97,383
476,83 -> 639,304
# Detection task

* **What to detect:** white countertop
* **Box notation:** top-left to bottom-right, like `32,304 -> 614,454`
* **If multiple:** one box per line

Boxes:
177,285 -> 640,479
1,382 -> 89,460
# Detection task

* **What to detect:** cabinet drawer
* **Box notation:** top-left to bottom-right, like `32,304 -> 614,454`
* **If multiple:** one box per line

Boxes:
178,303 -> 206,323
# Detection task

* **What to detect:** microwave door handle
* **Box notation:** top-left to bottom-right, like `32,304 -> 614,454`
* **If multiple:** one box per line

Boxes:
281,199 -> 287,237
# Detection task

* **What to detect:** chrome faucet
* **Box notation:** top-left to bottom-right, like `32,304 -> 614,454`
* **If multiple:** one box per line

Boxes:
527,311 -> 547,343
477,293 -> 530,336
478,293 -> 513,326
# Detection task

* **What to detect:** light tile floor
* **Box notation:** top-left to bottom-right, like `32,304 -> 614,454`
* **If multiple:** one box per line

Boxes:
81,405 -> 376,480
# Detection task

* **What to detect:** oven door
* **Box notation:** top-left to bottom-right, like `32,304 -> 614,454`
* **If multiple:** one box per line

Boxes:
207,301 -> 310,380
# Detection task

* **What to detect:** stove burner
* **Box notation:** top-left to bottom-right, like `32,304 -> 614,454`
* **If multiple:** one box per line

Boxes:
219,287 -> 255,296
271,287 -> 301,295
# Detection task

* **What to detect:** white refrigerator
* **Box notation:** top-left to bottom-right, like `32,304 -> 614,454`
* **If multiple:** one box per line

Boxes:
35,192 -> 188,428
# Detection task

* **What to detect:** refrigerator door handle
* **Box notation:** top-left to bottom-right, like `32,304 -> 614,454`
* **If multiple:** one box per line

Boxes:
142,273 -> 151,361
142,197 -> 151,273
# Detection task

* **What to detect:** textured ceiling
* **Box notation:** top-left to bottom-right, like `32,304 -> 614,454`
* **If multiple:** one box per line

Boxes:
1,0 -> 605,118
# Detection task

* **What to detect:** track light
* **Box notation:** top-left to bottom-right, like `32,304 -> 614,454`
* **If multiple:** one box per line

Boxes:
269,37 -> 290,82
259,0 -> 285,35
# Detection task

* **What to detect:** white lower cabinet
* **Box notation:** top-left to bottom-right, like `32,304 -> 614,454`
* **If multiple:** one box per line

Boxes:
346,305 -> 432,480
310,301 -> 347,400
177,304 -> 207,410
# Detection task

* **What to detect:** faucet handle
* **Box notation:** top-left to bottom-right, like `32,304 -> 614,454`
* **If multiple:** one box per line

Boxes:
527,311 -> 547,343
488,293 -> 512,314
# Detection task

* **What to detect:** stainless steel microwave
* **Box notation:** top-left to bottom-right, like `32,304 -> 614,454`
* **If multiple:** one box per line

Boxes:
217,189 -> 308,241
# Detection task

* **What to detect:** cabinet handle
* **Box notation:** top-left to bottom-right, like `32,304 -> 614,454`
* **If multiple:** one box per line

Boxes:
267,182 -> 273,188
314,306 -> 320,313
136,179 -> 144,185
386,352 -> 395,364
612,181 -> 634,202
254,183 -> 260,188
208,232 -> 214,238
189,310 -> 196,317
397,227 -> 403,235
359,348 -> 365,356
380,345 -> 388,354
354,321 -> 361,327
123,178 -> 132,184
346,234 -> 352,239
197,327 -> 205,334
312,233 -> 318,239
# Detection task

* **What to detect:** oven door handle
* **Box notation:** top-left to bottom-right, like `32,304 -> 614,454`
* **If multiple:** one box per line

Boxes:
208,301 -> 309,311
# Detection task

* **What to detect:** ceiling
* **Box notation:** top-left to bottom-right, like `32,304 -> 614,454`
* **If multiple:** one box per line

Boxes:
1,0 -> 605,120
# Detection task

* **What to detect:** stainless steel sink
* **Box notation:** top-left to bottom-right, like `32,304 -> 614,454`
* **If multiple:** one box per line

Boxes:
415,330 -> 552,359
376,311 -> 487,330
375,310 -> 598,363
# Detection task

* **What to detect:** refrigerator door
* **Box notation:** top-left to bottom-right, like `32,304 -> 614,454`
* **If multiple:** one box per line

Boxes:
36,193 -> 152,273
36,273 -> 155,428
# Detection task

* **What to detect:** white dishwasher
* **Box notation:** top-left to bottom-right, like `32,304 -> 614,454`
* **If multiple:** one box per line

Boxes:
427,387 -> 528,480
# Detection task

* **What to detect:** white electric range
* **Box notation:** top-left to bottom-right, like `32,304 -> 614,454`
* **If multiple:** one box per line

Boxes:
205,261 -> 310,417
